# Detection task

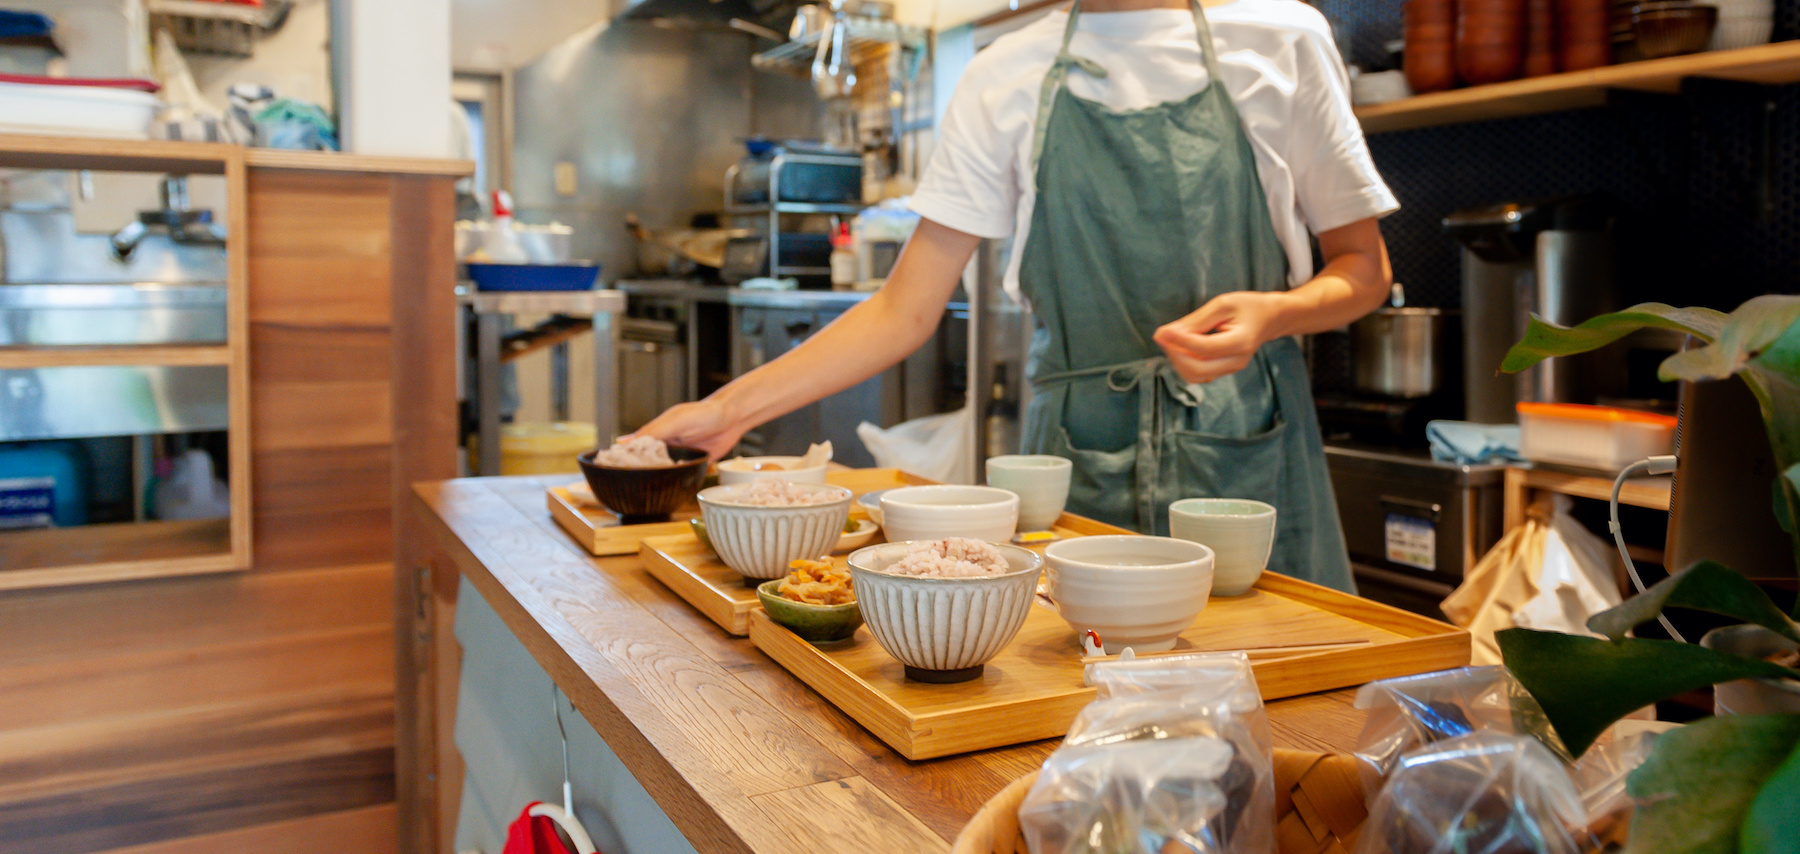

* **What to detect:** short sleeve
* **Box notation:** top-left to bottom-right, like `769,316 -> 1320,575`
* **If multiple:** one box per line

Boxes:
908,58 -> 1023,240
1286,27 -> 1399,234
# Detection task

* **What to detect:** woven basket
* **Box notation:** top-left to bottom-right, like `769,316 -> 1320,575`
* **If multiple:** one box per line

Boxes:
951,748 -> 1367,854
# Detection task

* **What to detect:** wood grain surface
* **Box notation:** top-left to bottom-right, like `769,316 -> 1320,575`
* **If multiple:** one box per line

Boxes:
419,476 -> 1392,853
0,164 -> 460,854
748,574 -> 1467,759
633,468 -> 933,634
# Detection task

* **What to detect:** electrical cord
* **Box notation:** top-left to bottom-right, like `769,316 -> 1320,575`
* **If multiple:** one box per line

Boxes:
1610,455 -> 1681,642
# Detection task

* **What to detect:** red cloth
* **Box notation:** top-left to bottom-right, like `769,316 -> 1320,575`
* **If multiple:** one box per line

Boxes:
502,803 -> 579,854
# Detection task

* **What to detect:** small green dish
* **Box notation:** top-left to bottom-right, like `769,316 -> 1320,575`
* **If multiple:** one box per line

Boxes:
756,578 -> 863,644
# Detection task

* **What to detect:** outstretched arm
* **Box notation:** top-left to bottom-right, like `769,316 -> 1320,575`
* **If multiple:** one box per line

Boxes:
1152,217 -> 1392,384
635,218 -> 982,459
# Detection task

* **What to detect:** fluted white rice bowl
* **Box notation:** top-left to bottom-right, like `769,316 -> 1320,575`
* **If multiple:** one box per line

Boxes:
848,541 -> 1042,681
697,482 -> 853,580
716,456 -> 829,485
878,485 -> 1020,543
1044,535 -> 1214,654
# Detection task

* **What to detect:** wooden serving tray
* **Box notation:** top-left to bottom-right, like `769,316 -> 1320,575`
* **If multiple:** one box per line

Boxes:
547,483 -> 692,557
638,468 -> 1114,636
748,573 -> 1470,760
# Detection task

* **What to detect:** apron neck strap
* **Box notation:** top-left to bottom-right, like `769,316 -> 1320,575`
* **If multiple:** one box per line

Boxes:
1061,1 -> 1223,78
1032,0 -> 1226,171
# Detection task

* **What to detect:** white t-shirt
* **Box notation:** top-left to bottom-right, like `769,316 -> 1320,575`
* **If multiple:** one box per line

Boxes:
910,1 -> 1398,290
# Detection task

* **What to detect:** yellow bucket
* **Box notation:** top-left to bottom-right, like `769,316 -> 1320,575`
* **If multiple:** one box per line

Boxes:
474,421 -> 597,475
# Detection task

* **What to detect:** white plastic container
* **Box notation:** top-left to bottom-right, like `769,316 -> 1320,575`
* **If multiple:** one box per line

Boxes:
1517,402 -> 1677,472
0,80 -> 159,139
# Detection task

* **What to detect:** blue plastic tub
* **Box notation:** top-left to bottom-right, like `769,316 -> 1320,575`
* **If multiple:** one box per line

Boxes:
466,262 -> 600,292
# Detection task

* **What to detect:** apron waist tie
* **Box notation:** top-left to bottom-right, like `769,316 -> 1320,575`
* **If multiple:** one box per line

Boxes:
1032,357 -> 1207,531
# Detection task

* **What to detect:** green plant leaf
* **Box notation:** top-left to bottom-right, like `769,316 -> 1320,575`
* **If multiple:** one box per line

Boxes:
1500,303 -> 1727,375
1497,629 -> 1800,757
1587,561 -> 1800,644
1626,714 -> 1800,854
1656,296 -> 1800,382
1743,738 -> 1800,854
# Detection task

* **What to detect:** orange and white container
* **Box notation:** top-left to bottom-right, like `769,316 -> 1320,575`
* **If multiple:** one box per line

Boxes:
1517,402 -> 1678,472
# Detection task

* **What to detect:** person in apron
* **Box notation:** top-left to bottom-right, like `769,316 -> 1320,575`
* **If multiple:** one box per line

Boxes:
1017,0 -> 1353,589
638,0 -> 1394,593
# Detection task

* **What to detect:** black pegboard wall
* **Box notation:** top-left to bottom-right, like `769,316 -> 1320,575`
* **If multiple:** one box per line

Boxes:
1312,0 -> 1800,314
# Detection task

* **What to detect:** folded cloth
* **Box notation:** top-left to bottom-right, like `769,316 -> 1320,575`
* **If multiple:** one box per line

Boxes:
1427,420 -> 1523,465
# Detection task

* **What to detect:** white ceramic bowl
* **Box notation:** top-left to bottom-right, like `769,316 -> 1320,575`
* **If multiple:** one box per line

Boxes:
878,485 -> 1020,544
1168,498 -> 1276,597
716,456 -> 829,485
1043,535 -> 1215,654
696,482 -> 853,580
847,541 -> 1042,683
856,489 -> 889,526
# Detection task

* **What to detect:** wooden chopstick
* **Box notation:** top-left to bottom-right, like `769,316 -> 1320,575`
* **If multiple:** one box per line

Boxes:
1080,638 -> 1373,665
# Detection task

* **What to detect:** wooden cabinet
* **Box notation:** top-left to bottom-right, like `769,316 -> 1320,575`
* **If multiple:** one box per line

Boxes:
0,137 -> 468,854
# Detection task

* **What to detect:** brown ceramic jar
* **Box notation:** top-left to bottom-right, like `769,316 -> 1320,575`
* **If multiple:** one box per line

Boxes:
1405,0 -> 1459,93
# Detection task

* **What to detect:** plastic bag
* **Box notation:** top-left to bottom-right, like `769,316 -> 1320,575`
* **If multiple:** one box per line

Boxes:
1443,497 -> 1621,665
855,407 -> 972,484
1020,653 -> 1275,853
1354,732 -> 1588,854
1353,666 -> 1566,798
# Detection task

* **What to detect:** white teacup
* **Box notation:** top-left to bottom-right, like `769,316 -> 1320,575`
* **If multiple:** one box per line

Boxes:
1168,498 -> 1276,597
1043,535 -> 1214,654
985,454 -> 1072,532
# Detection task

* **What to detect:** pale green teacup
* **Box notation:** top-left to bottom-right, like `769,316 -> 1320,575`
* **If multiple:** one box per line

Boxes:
1168,498 -> 1276,596
986,454 -> 1073,532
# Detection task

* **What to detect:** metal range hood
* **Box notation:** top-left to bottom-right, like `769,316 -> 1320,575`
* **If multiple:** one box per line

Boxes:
615,0 -> 761,27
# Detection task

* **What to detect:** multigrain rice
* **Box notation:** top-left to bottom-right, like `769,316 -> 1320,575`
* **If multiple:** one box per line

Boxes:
883,538 -> 1010,578
723,478 -> 841,507
590,435 -> 675,468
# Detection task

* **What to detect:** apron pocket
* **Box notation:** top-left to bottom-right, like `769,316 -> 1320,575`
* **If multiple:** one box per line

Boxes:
1161,412 -> 1289,532
1043,425 -> 1139,532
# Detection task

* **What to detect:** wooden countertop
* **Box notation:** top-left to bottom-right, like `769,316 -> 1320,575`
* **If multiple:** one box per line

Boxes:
415,476 -> 1373,854
0,133 -> 472,176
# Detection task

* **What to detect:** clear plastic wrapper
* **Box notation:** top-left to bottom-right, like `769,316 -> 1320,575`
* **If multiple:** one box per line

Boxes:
1567,721 -> 1676,852
1020,654 -> 1274,854
1352,666 -> 1565,797
1354,732 -> 1588,854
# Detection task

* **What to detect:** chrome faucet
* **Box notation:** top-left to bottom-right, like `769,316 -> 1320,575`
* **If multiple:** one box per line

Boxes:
110,175 -> 226,260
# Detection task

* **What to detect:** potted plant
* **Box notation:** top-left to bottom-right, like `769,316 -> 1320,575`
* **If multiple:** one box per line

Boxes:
1494,295 -> 1800,853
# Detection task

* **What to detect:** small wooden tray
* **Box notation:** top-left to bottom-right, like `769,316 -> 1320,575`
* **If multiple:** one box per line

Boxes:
748,573 -> 1470,760
638,471 -> 1108,636
547,483 -> 692,557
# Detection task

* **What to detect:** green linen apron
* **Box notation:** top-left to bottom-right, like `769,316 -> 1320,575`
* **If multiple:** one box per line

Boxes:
1016,0 -> 1354,591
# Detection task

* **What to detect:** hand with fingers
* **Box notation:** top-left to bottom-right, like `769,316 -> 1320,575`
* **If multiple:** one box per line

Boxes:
630,399 -> 746,462
1152,291 -> 1287,384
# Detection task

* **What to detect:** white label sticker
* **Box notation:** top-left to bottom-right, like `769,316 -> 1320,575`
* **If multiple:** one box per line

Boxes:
1385,514 -> 1437,572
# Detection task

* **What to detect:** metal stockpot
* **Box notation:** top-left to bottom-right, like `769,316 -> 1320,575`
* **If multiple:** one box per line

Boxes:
1352,306 -> 1447,399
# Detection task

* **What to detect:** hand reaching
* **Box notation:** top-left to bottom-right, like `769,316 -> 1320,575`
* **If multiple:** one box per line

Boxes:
1152,291 -> 1286,384
631,399 -> 746,461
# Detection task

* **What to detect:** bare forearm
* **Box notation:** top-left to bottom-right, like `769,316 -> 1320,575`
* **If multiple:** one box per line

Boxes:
1266,218 -> 1393,338
707,220 -> 979,434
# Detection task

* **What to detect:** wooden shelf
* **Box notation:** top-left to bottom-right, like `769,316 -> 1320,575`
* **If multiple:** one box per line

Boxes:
0,518 -> 236,591
0,134 -> 236,174
1358,41 -> 1800,134
1502,464 -> 1673,532
244,148 -> 474,177
0,344 -> 231,370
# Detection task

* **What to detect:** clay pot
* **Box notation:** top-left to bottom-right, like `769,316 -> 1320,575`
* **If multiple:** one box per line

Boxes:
1559,0 -> 1614,69
1526,0 -> 1560,75
1406,0 -> 1460,93
1460,0 -> 1528,83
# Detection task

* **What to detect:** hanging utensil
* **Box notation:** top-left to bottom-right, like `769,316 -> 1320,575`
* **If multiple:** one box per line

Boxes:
811,0 -> 857,100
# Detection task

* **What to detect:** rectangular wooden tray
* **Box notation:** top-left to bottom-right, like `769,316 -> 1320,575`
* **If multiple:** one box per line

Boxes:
638,468 -> 1116,636
547,482 -> 692,556
748,572 -> 1470,760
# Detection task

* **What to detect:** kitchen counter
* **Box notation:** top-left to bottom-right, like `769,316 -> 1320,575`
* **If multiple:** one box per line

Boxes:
415,475 -> 1374,853
614,279 -> 968,313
